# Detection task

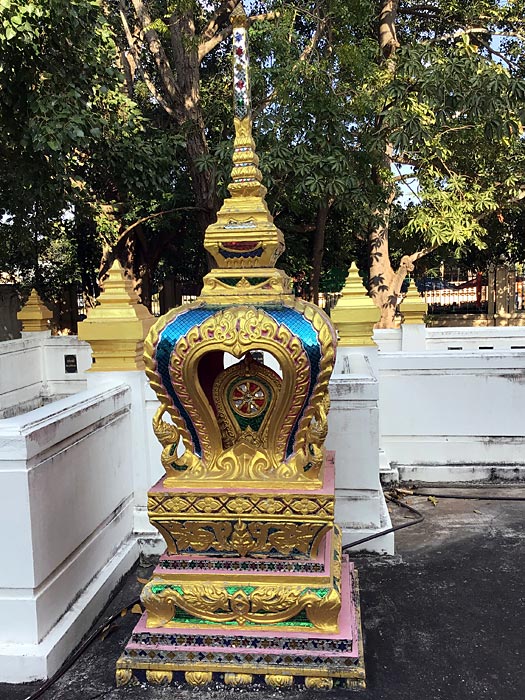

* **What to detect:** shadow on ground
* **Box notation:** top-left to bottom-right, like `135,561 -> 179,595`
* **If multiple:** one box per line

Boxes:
3,488 -> 524,700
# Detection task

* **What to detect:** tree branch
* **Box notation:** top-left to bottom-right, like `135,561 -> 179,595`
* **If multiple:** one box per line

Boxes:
253,14 -> 327,115
198,10 -> 280,62
130,0 -> 182,111
119,207 -> 207,243
119,2 -> 180,117
198,25 -> 233,61
200,0 -> 239,44
478,38 -> 520,70
409,246 -> 437,263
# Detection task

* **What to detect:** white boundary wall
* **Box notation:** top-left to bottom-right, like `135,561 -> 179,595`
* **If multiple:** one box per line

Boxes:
374,325 -> 525,482
0,332 -> 92,417
0,382 -> 138,682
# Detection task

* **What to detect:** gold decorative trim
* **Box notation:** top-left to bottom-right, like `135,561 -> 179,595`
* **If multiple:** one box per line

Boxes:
305,676 -> 334,690
201,269 -> 292,300
142,574 -> 340,632
212,353 -> 281,450
147,491 -> 334,520
117,659 -> 366,682
115,668 -> 133,687
224,673 -> 253,686
145,670 -> 172,685
265,674 -> 294,688
145,299 -> 335,488
153,519 -> 329,559
185,671 -> 213,686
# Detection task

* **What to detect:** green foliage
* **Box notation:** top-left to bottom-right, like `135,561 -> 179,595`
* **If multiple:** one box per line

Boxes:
1,0 -> 525,309
0,0 -> 179,295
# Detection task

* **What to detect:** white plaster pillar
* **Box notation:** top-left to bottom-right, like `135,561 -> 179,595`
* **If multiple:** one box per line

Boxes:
327,350 -> 394,554
401,323 -> 426,352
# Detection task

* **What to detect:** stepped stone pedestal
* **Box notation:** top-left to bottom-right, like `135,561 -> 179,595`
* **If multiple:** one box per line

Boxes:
117,455 -> 364,689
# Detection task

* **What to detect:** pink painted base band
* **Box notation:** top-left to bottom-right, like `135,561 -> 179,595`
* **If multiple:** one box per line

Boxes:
127,559 -> 358,661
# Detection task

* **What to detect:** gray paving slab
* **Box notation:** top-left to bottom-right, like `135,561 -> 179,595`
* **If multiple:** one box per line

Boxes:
2,487 -> 524,700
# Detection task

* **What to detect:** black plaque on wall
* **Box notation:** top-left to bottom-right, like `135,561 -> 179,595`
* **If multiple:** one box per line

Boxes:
64,354 -> 78,373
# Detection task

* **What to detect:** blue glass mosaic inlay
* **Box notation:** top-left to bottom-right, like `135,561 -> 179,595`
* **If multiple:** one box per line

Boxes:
265,306 -> 321,456
156,306 -> 217,456
153,303 -> 321,461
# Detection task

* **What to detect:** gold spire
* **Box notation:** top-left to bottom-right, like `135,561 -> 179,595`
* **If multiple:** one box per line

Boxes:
202,1 -> 286,293
228,2 -> 264,199
78,261 -> 154,371
331,263 -> 380,346
17,289 -> 53,332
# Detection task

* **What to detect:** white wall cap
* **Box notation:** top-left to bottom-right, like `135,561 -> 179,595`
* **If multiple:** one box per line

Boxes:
0,382 -> 131,463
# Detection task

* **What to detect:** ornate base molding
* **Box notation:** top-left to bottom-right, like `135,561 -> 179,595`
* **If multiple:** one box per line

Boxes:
116,561 -> 365,689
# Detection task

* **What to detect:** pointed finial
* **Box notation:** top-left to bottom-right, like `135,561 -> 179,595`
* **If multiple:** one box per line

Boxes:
78,260 -> 154,371
401,279 -> 427,324
228,1 -> 265,198
202,0 -> 285,277
331,263 -> 380,346
231,2 -> 248,25
17,289 -> 53,332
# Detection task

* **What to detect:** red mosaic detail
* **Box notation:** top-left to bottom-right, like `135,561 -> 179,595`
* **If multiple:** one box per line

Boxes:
230,380 -> 268,417
221,241 -> 260,251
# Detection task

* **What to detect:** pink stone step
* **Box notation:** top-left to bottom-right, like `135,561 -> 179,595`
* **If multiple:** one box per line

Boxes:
122,559 -> 359,666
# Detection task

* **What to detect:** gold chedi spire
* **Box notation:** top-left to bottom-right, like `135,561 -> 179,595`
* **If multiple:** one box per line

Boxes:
17,289 -> 53,332
78,261 -> 154,371
400,278 -> 427,324
331,262 -> 380,346
202,2 -> 287,297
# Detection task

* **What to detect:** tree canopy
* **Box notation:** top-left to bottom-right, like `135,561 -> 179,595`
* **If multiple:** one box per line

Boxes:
0,0 -> 524,327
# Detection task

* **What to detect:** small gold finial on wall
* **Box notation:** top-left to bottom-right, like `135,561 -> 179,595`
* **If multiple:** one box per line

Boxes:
78,261 -> 154,371
17,289 -> 53,332
401,279 -> 427,325
331,263 -> 380,346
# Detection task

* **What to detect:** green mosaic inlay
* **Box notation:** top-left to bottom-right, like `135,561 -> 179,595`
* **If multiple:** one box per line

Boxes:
151,584 -> 184,595
225,585 -> 257,595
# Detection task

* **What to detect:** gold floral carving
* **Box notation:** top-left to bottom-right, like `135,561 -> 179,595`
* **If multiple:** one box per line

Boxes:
265,674 -> 294,688
145,670 -> 172,685
142,578 -> 340,632
305,677 -> 334,690
153,519 -> 329,558
147,492 -> 334,519
115,668 -> 133,687
212,353 -> 281,450
201,270 -> 292,299
185,671 -> 213,686
224,673 -> 253,686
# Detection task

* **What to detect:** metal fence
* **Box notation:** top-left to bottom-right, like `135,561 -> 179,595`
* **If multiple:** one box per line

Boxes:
421,266 -> 525,315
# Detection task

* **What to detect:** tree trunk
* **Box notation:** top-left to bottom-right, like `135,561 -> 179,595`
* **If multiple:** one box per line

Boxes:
367,0 -> 401,328
310,197 -> 331,306
169,9 -> 218,231
117,1 -> 219,283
